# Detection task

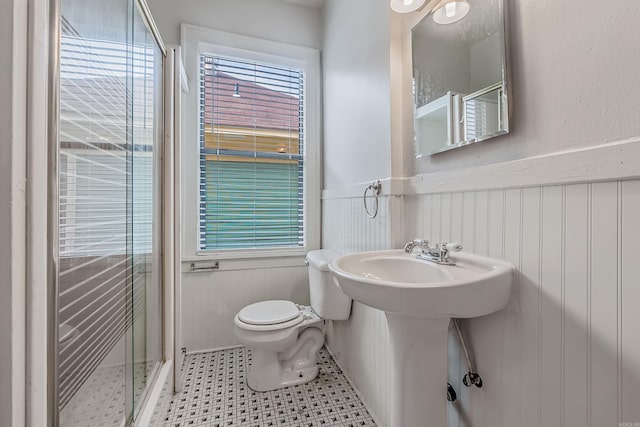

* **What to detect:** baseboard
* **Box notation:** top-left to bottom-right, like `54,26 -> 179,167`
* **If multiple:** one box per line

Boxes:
186,344 -> 244,356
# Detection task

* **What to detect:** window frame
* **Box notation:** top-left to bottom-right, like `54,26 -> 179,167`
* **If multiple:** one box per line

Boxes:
181,24 -> 321,261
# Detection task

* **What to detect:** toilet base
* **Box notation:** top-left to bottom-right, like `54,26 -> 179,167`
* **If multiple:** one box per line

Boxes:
247,360 -> 319,392
245,326 -> 324,392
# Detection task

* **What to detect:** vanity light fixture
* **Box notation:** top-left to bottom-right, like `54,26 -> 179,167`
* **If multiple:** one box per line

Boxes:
390,0 -> 470,25
389,0 -> 426,14
432,0 -> 470,24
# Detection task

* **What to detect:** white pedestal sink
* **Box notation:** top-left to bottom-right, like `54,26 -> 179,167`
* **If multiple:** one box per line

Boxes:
329,250 -> 514,427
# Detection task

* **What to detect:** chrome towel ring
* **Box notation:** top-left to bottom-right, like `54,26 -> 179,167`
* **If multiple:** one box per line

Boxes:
363,180 -> 382,219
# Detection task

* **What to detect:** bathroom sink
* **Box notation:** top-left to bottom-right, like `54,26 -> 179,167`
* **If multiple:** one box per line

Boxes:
329,248 -> 514,426
329,250 -> 513,318
329,249 -> 514,426
329,249 -> 514,427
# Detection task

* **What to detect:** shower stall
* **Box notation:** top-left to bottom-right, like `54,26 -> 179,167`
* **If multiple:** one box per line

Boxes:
51,0 -> 170,424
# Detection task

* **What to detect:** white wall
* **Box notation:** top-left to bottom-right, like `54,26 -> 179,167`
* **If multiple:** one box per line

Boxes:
149,0 -> 323,352
148,0 -> 322,49
409,0 -> 640,174
180,265 -> 309,351
320,0 -> 640,426
321,0 -> 393,189
0,0 -> 27,424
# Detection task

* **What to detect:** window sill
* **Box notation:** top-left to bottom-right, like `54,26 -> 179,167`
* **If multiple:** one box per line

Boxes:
193,247 -> 307,260
182,250 -> 309,273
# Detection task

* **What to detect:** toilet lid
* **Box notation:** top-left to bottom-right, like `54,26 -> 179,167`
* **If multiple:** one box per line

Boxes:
237,300 -> 302,325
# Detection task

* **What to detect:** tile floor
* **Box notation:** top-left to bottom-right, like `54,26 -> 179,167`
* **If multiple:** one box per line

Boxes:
162,347 -> 377,427
61,360 -> 158,426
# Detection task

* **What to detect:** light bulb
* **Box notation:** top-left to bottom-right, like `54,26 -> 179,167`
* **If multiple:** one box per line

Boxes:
432,0 -> 470,24
390,0 -> 425,13
445,2 -> 456,18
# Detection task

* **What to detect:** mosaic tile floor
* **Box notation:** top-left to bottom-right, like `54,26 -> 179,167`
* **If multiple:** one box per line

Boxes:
162,347 -> 377,427
61,360 -> 158,427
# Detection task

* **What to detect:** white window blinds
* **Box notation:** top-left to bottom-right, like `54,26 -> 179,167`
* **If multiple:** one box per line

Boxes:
199,54 -> 305,251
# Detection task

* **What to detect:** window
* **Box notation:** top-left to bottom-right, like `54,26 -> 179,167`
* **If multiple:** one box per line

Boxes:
181,25 -> 320,260
198,54 -> 306,251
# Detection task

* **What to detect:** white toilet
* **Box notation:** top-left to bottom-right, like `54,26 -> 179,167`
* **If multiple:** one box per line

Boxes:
233,249 -> 351,392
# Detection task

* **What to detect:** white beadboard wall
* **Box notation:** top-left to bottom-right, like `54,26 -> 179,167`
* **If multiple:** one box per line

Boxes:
406,180 -> 640,427
322,196 -> 392,255
322,180 -> 640,427
321,195 -> 394,426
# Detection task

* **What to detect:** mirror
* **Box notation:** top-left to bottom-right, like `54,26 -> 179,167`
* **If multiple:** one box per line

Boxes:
412,0 -> 509,156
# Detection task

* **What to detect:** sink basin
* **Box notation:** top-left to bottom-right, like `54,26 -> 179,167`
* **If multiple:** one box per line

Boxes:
329,250 -> 514,318
328,249 -> 514,427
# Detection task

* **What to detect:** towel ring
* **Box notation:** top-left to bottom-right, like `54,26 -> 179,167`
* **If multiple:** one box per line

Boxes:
363,180 -> 382,219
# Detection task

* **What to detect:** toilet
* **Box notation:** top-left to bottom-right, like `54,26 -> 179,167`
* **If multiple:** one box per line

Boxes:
233,249 -> 351,392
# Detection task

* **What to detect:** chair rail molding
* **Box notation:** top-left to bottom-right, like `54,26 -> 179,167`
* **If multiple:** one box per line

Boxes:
321,177 -> 404,200
322,137 -> 640,200
405,136 -> 640,195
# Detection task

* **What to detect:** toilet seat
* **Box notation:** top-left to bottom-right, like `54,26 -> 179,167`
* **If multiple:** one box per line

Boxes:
235,300 -> 305,332
239,300 -> 301,325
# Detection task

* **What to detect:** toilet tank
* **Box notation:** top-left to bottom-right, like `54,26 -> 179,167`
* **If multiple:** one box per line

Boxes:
306,249 -> 352,320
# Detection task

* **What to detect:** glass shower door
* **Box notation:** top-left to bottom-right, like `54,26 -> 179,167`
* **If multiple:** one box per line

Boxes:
56,0 -> 164,424
58,1 -> 131,424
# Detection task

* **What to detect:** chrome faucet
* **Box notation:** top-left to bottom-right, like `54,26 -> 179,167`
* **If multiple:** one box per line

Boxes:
403,239 -> 429,254
404,239 -> 462,265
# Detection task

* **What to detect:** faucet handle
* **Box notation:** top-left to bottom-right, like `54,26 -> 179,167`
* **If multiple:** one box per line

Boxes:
403,240 -> 416,253
414,239 -> 429,247
444,242 -> 462,252
437,242 -> 462,263
404,239 -> 430,253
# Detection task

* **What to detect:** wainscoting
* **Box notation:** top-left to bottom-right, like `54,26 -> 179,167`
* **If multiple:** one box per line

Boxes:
321,196 -> 392,255
407,180 -> 640,427
322,178 -> 640,427
180,265 -> 309,352
322,196 -> 394,426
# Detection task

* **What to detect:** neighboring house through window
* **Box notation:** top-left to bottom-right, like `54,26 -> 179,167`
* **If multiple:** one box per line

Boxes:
199,55 -> 304,250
